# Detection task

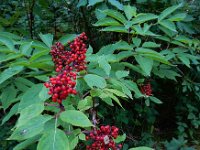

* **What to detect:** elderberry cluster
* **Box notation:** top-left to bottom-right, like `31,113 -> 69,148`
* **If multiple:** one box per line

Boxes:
44,32 -> 88,103
86,125 -> 122,150
140,82 -> 152,96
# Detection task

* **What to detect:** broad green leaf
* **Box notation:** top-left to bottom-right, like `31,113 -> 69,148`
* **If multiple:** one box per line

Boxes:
150,96 -> 163,104
168,13 -> 187,21
131,13 -> 158,24
9,115 -> 52,140
17,103 -> 44,127
15,77 -> 34,87
70,136 -> 79,150
78,96 -> 93,111
116,70 -> 129,79
142,42 -> 161,48
104,89 -> 127,97
59,34 -> 76,45
88,0 -> 103,6
0,66 -> 23,84
19,42 -> 33,56
1,84 -> 17,109
94,17 -> 121,26
158,4 -> 182,21
1,103 -> 19,125
101,26 -> 128,33
60,110 -> 93,127
116,51 -> 133,61
105,92 -> 123,108
0,32 -> 20,40
132,37 -> 141,47
124,5 -> 137,20
18,84 -> 50,111
129,146 -> 153,150
108,0 -> 123,10
103,9 -> 126,23
39,33 -> 53,48
0,53 -> 23,64
13,135 -> 40,150
37,129 -> 70,150
178,55 -> 190,68
84,74 -> 107,89
30,50 -> 49,62
135,48 -> 171,65
98,56 -> 111,75
121,62 -> 144,75
0,35 -> 15,50
114,133 -> 126,143
135,55 -> 153,76
77,0 -> 87,7
159,20 -> 177,32
123,80 -> 143,98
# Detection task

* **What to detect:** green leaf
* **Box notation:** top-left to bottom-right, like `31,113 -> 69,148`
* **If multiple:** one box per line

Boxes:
94,17 -> 121,26
37,129 -> 70,150
98,56 -> 111,75
132,37 -> 141,47
101,26 -> 128,33
116,70 -> 129,79
17,102 -> 44,127
60,110 -> 93,127
158,4 -> 182,21
30,50 -> 49,62
69,136 -> 79,150
129,146 -> 153,150
104,89 -> 127,98
88,0 -> 103,6
108,0 -> 123,10
39,33 -> 53,48
131,13 -> 158,24
1,84 -> 17,109
178,55 -> 190,68
168,13 -> 187,21
0,53 -> 23,64
1,103 -> 19,125
84,74 -> 107,89
58,34 -> 76,45
18,84 -> 50,111
150,96 -> 163,104
114,133 -> 126,143
103,9 -> 126,23
15,77 -> 34,87
0,35 -> 15,50
0,66 -> 23,84
13,135 -> 40,150
78,96 -> 93,111
142,42 -> 161,48
135,55 -> 153,76
77,0 -> 87,7
123,80 -> 143,98
9,115 -> 52,140
159,20 -> 177,32
19,42 -> 33,56
124,5 -> 137,20
135,48 -> 171,65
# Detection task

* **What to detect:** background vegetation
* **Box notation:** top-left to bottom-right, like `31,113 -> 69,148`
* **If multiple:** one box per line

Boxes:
0,0 -> 200,150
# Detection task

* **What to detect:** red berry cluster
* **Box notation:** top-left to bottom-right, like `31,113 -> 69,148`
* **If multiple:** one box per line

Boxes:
44,32 -> 88,103
86,125 -> 122,150
140,82 -> 152,96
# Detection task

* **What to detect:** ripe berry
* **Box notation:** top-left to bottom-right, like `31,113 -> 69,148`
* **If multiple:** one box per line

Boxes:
140,82 -> 152,96
44,32 -> 88,103
85,125 -> 122,150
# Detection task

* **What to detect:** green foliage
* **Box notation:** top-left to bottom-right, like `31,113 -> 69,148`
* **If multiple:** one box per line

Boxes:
0,0 -> 200,150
